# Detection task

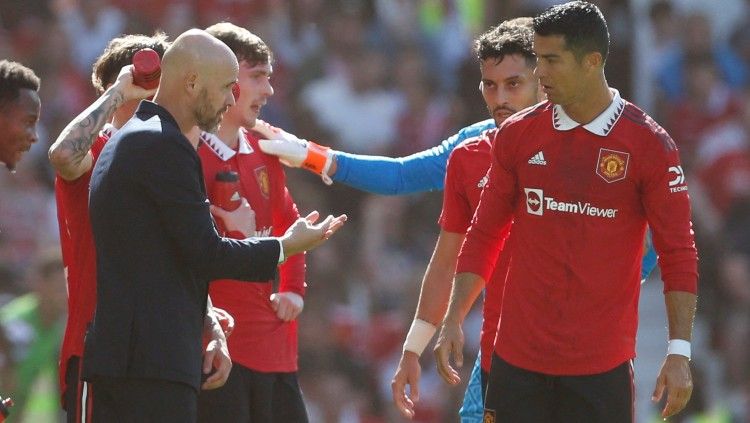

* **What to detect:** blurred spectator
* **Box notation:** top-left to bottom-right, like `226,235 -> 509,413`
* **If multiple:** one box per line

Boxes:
301,49 -> 402,154
656,12 -> 748,103
392,47 -> 452,156
665,53 -> 744,169
53,0 -> 125,75
0,249 -> 66,422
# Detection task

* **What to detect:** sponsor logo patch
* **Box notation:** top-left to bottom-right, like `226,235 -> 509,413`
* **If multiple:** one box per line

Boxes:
524,188 -> 618,219
668,165 -> 688,193
596,148 -> 629,183
478,175 -> 488,188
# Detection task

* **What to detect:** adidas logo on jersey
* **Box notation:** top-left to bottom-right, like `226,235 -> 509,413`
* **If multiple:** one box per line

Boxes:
528,151 -> 547,165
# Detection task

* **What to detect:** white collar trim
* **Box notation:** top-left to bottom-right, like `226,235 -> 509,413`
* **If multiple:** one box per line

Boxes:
552,89 -> 625,136
199,128 -> 253,162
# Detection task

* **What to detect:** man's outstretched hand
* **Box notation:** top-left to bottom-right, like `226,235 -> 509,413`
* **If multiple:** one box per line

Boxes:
280,211 -> 346,258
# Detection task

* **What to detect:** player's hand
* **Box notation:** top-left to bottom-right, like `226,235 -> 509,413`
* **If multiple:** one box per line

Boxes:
253,121 -> 309,168
391,350 -> 422,419
201,317 -> 232,390
210,198 -> 255,237
270,292 -> 304,321
434,321 -> 464,386
212,306 -> 235,338
280,211 -> 347,257
111,65 -> 157,102
652,354 -> 693,418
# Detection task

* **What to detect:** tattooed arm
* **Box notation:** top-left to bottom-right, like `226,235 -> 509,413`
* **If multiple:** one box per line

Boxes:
49,65 -> 155,181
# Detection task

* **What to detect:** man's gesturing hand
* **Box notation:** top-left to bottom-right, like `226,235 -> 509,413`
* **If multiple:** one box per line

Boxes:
433,321 -> 464,386
280,211 -> 346,257
391,351 -> 422,419
652,355 -> 693,418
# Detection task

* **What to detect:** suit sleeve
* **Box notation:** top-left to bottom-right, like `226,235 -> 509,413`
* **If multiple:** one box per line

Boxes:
278,187 -> 306,297
640,129 -> 698,293
456,129 -> 515,281
142,135 -> 279,282
332,120 -> 496,195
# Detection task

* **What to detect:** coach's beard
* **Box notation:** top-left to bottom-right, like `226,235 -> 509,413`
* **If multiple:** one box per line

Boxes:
195,104 -> 225,133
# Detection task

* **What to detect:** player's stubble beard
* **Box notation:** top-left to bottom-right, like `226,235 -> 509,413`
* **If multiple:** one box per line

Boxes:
194,88 -> 227,133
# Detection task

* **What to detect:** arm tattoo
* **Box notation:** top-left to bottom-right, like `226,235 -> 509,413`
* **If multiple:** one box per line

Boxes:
51,88 -> 125,168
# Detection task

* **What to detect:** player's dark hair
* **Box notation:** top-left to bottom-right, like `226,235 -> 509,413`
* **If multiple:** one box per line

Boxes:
533,1 -> 609,64
205,22 -> 273,67
0,60 -> 40,110
475,17 -> 535,67
92,32 -> 170,95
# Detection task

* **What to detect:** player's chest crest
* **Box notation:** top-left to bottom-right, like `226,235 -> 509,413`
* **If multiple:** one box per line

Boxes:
253,166 -> 271,199
596,148 -> 629,183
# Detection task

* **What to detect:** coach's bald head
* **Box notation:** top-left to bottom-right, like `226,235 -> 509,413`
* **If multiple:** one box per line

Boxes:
154,29 -> 238,137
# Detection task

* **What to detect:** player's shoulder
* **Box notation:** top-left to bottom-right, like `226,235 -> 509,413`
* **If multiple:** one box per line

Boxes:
618,100 -> 678,153
456,119 -> 497,140
499,101 -> 551,133
452,128 -> 496,156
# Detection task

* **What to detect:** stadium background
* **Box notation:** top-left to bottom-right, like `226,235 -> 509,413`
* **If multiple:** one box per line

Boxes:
1,0 -> 750,421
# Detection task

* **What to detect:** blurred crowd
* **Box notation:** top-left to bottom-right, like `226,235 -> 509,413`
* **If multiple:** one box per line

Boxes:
1,0 -> 749,421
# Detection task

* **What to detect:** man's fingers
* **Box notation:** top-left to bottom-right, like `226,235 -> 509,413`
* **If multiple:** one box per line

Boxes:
409,375 -> 420,403
391,377 -> 415,419
434,344 -> 457,385
324,215 -> 348,238
203,345 -> 216,374
652,374 -> 665,402
304,211 -> 320,224
662,388 -> 687,418
455,342 -> 464,368
202,363 -> 228,390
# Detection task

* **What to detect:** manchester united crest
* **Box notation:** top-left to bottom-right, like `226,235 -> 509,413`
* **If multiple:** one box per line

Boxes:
254,166 -> 270,198
483,409 -> 496,423
596,148 -> 629,183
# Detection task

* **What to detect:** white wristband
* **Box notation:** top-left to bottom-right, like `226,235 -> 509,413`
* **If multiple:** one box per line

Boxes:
403,319 -> 437,356
667,339 -> 691,360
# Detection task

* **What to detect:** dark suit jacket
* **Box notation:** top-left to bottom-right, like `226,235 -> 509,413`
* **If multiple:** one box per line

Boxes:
83,101 -> 280,390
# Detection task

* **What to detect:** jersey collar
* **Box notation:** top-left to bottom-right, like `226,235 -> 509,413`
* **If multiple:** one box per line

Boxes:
552,89 -> 625,136
199,128 -> 254,162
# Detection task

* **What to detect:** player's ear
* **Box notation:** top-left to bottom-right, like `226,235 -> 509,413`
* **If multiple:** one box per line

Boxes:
584,51 -> 603,70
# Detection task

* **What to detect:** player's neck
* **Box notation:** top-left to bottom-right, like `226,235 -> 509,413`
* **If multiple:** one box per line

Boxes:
216,120 -> 241,150
560,78 -> 613,125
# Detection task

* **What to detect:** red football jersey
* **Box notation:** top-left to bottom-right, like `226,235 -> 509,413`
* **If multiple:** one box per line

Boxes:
458,91 -> 698,375
438,130 -> 510,372
55,124 -> 115,397
198,128 -> 305,372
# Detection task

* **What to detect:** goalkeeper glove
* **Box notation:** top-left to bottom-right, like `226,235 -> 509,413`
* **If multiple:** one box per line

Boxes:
254,120 -> 334,185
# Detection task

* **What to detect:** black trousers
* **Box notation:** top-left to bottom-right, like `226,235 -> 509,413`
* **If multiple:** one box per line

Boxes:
89,375 -> 197,423
64,356 -> 91,423
484,353 -> 633,423
197,363 -> 308,423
